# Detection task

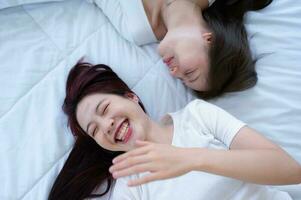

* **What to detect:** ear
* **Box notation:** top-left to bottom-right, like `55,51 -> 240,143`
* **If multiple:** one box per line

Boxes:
124,92 -> 140,103
202,32 -> 213,44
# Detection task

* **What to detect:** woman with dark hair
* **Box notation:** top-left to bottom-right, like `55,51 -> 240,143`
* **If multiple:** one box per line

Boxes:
48,63 -> 301,200
88,0 -> 273,99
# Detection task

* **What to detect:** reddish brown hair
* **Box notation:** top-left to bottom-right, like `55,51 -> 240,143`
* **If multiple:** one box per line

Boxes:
49,62 -> 145,200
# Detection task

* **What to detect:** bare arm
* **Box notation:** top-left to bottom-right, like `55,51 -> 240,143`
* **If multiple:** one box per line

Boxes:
110,128 -> 301,186
190,126 -> 301,185
110,102 -> 301,186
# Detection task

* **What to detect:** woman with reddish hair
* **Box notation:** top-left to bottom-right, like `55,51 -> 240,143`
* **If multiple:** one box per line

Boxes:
48,62 -> 301,200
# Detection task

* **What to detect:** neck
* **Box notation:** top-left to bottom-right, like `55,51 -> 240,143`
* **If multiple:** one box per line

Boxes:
143,0 -> 208,40
145,117 -> 173,144
163,1 -> 208,34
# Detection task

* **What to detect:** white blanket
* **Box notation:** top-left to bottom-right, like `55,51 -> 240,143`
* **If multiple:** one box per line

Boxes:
0,0 -> 300,199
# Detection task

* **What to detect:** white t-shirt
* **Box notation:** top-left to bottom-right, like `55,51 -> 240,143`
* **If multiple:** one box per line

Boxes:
110,100 -> 292,200
86,0 -> 216,45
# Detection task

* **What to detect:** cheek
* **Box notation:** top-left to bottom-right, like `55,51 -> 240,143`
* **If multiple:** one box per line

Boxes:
200,61 -> 209,76
193,54 -> 209,73
190,77 -> 209,91
198,47 -> 210,68
132,120 -> 147,140
95,134 -> 111,150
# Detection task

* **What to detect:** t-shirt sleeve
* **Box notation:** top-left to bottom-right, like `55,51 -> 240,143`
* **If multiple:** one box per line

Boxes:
86,0 -> 157,46
189,100 -> 246,148
109,176 -> 141,200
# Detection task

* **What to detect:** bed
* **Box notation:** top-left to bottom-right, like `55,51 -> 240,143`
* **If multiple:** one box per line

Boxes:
0,0 -> 300,199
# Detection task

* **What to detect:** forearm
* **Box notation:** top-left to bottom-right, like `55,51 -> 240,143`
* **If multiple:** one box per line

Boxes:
188,148 -> 301,185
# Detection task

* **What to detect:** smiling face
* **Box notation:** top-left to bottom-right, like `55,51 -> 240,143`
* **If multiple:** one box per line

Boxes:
76,93 -> 150,152
158,27 -> 212,91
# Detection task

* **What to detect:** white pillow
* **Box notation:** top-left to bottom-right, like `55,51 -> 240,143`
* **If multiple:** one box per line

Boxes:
0,0 -> 63,10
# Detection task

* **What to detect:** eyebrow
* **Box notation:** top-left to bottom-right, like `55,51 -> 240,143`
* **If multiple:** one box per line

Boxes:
85,100 -> 104,134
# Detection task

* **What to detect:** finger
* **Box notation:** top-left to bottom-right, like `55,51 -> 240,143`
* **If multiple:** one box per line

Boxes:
112,163 -> 152,179
110,155 -> 148,173
127,173 -> 162,187
135,140 -> 151,147
112,146 -> 149,164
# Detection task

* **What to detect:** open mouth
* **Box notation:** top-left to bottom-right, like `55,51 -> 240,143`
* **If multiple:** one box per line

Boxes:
114,119 -> 132,144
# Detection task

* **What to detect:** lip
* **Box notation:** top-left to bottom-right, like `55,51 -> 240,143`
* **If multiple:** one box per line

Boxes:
123,125 -> 132,143
163,57 -> 173,66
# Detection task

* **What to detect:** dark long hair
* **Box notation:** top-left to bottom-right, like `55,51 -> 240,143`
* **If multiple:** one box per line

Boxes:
198,0 -> 273,99
48,63 -> 145,200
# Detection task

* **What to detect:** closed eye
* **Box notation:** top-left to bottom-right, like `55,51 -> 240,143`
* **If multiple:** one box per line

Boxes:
184,70 -> 195,78
103,103 -> 109,115
92,127 -> 98,137
189,76 -> 198,83
184,69 -> 199,83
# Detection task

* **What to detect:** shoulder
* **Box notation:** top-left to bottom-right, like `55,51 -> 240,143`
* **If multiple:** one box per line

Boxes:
168,99 -> 214,119
184,99 -> 219,113
181,99 -> 242,126
169,99 -> 218,126
119,0 -> 158,45
87,0 -> 157,45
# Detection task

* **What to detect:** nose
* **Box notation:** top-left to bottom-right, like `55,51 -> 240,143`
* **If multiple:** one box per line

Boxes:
103,117 -> 115,135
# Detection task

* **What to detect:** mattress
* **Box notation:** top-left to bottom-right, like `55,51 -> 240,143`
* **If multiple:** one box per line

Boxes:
0,0 -> 300,199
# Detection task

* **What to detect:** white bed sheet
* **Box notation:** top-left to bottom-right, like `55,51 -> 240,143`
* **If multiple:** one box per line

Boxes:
0,0 -> 300,199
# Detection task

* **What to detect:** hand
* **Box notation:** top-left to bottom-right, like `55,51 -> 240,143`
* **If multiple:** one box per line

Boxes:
109,140 -> 195,186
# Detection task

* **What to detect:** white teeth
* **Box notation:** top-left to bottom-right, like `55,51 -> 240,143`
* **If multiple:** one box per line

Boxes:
115,121 -> 129,141
123,126 -> 129,140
